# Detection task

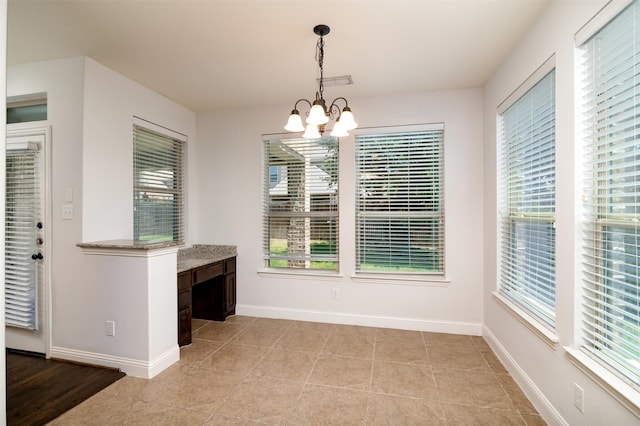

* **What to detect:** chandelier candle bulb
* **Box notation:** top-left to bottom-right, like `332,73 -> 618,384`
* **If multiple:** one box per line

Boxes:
283,24 -> 358,139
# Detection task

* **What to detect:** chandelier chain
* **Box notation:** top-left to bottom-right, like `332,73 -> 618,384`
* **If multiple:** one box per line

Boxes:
316,36 -> 325,101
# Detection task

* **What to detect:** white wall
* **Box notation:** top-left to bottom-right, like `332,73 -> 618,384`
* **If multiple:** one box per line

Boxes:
82,58 -> 196,242
483,1 -> 639,424
7,57 -> 196,373
195,88 -> 484,333
7,57 -> 85,356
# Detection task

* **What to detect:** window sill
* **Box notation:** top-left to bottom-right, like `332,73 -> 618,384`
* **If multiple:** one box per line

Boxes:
351,273 -> 450,286
258,268 -> 343,280
564,346 -> 640,418
492,291 -> 559,349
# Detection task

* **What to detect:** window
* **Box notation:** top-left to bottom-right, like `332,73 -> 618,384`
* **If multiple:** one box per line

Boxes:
7,93 -> 47,124
133,123 -> 185,243
355,125 -> 444,274
497,64 -> 556,328
263,135 -> 338,270
579,0 -> 640,389
5,141 -> 41,329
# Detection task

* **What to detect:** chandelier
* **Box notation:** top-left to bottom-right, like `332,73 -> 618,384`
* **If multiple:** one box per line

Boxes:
284,24 -> 358,139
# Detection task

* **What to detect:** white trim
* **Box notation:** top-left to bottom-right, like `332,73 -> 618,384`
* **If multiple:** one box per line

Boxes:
50,345 -> 180,379
133,116 -> 187,142
353,122 -> 445,136
257,268 -> 343,281
492,291 -> 559,349
575,0 -> 634,46
236,304 -> 482,335
497,54 -> 556,114
483,326 -> 568,426
79,245 -> 179,258
350,273 -> 450,286
564,346 -> 640,419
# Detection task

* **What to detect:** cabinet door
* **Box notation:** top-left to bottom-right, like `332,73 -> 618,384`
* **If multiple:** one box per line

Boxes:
178,271 -> 192,291
178,306 -> 192,346
224,272 -> 236,317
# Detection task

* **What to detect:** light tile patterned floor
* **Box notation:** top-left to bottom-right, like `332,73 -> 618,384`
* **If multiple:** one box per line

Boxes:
49,316 -> 546,425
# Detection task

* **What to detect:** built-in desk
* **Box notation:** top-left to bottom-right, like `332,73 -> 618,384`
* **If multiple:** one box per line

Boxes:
177,245 -> 237,346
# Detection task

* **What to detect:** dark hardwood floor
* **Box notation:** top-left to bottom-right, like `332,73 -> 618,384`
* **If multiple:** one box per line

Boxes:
6,350 -> 125,425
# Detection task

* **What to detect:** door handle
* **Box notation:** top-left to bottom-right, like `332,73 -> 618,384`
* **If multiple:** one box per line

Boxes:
31,253 -> 43,260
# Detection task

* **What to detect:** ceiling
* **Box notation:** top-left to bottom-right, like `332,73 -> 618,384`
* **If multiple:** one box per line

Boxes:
7,0 -> 550,112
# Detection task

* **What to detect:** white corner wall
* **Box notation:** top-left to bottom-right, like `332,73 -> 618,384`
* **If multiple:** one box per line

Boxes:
7,56 -> 196,374
195,88 -> 484,333
82,57 -> 196,242
483,1 -> 639,425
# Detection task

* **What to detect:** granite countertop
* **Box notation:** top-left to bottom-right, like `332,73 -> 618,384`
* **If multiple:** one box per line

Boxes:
77,239 -> 180,250
177,244 -> 237,273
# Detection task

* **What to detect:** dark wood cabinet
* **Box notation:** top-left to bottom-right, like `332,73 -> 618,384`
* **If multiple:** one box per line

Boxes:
177,256 -> 236,347
177,271 -> 192,346
178,305 -> 192,346
224,258 -> 236,318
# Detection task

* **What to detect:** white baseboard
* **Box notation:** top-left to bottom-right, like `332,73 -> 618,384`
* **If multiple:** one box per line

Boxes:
50,345 -> 180,379
482,325 -> 567,426
236,304 -> 482,335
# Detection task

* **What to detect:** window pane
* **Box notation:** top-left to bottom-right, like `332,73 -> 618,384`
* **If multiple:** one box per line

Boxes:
580,0 -> 640,388
357,216 -> 441,272
263,136 -> 339,270
502,219 -> 556,324
133,124 -> 184,243
355,127 -> 444,274
7,104 -> 47,124
5,148 -> 40,329
498,68 -> 556,328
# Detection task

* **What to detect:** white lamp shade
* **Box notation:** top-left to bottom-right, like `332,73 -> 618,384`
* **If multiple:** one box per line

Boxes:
307,104 -> 329,125
284,112 -> 305,132
339,109 -> 357,130
303,124 -> 321,139
330,120 -> 349,137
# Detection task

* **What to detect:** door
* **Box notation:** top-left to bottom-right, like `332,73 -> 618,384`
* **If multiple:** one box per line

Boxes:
5,125 -> 50,355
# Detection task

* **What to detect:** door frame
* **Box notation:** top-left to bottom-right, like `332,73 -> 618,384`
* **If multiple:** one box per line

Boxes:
6,122 -> 52,357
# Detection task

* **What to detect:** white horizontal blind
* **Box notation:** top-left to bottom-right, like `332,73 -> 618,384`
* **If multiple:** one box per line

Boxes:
498,69 -> 556,328
263,136 -> 339,270
355,127 -> 444,274
133,124 -> 185,243
5,146 -> 40,329
580,0 -> 640,388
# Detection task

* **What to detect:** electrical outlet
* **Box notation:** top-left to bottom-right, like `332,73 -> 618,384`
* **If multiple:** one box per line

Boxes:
62,204 -> 73,220
332,288 -> 340,299
574,383 -> 584,413
106,320 -> 115,337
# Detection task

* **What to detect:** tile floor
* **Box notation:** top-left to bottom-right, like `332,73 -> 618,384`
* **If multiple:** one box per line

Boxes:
50,316 -> 546,425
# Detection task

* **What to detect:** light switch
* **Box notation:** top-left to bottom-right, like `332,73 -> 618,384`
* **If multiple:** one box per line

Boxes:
62,204 -> 73,220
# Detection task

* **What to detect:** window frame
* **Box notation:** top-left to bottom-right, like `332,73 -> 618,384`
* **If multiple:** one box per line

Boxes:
262,134 -> 340,272
132,119 -> 186,244
353,123 -> 445,278
496,56 -> 557,331
576,0 -> 640,398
